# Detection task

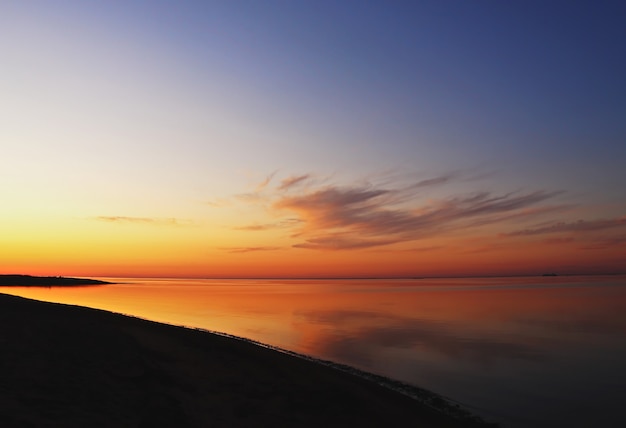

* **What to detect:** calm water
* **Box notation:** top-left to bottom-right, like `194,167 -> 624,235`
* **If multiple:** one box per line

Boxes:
2,275 -> 626,427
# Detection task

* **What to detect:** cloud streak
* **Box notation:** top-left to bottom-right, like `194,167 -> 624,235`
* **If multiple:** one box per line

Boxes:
221,246 -> 282,254
233,218 -> 302,231
579,235 -> 626,250
505,217 -> 626,236
274,184 -> 560,250
94,216 -> 190,226
231,170 -> 624,253
278,174 -> 311,191
256,170 -> 278,191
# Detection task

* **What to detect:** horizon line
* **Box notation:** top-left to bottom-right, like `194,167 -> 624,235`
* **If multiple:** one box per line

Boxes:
81,272 -> 626,280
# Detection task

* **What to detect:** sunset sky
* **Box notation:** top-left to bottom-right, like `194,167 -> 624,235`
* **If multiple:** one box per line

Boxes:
2,1 -> 625,278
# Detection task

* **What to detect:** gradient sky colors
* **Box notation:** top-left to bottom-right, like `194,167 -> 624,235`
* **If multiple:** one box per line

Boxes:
2,1 -> 625,277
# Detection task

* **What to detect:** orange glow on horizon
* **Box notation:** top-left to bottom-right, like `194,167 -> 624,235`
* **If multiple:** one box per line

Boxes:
2,173 -> 624,279
2,235 -> 624,279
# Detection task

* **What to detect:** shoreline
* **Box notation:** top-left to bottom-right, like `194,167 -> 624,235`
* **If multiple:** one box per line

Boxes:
0,292 -> 496,427
185,326 -> 490,423
0,274 -> 113,287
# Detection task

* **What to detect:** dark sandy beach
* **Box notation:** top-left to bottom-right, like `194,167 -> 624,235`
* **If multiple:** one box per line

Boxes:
0,293 -> 494,427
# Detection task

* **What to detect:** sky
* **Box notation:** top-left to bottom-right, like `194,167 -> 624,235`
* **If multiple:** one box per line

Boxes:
1,0 -> 625,278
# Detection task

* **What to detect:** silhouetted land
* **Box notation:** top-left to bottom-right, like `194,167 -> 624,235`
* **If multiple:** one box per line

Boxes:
0,274 -> 111,287
0,293 -> 495,427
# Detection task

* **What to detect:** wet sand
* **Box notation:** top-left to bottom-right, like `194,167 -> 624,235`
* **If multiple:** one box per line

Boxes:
0,293 -> 494,427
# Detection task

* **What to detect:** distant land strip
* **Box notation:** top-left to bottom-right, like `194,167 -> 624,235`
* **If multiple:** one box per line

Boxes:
0,275 -> 112,287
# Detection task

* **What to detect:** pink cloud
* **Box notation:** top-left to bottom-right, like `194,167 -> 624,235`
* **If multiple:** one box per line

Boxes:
230,170 -> 622,252
278,174 -> 311,191
268,177 -> 560,250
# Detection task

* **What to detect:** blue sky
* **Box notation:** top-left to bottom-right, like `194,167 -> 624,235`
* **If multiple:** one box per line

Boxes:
2,1 -> 625,276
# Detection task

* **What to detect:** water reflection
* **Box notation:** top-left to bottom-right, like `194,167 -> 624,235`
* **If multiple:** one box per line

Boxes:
296,309 -> 546,365
2,276 -> 626,427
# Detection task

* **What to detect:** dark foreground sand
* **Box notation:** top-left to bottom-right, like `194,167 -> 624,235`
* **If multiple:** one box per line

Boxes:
0,293 -> 494,427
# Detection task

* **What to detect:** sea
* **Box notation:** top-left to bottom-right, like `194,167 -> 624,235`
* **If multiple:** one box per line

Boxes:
2,275 -> 626,427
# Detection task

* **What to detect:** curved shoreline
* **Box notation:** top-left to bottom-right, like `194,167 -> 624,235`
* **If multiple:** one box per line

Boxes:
0,292 -> 496,427
185,326 -> 493,424
111,311 -> 494,424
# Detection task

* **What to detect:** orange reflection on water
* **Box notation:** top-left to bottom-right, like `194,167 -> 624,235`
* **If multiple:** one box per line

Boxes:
4,276 -> 626,428
2,276 -> 625,359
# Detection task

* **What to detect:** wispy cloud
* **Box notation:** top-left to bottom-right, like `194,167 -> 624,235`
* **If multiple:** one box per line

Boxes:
94,216 -> 190,226
505,217 -> 626,236
221,246 -> 282,254
293,235 -> 398,250
411,174 -> 455,189
232,171 -> 282,204
256,170 -> 278,191
372,245 -> 447,254
233,218 -> 302,231
542,237 -> 575,245
278,174 -> 311,191
273,185 -> 559,250
228,171 -> 569,250
229,170 -> 626,253
579,235 -> 626,250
